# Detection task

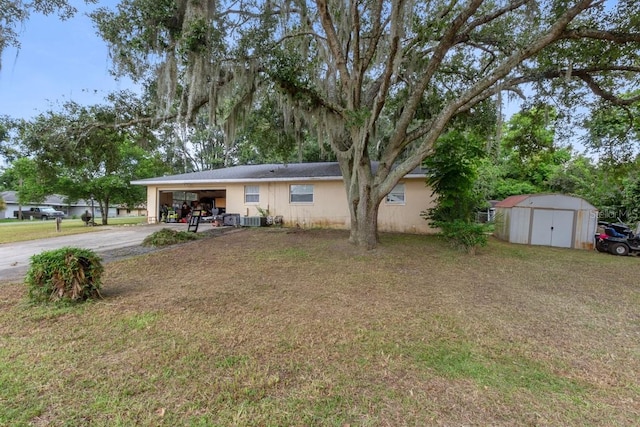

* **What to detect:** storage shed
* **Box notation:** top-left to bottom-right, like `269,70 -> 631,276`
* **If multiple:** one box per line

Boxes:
494,194 -> 598,250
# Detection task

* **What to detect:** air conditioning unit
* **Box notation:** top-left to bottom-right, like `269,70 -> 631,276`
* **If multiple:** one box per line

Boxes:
240,216 -> 267,227
222,213 -> 240,226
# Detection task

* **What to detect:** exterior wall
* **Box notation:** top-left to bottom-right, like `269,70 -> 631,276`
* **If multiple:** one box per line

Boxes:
142,178 -> 437,234
572,208 -> 598,250
509,207 -> 533,244
378,179 -> 435,234
229,180 -> 350,229
493,207 -> 510,241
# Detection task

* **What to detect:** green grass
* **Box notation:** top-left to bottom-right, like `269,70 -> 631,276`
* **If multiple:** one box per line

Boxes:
0,229 -> 638,426
0,216 -> 147,243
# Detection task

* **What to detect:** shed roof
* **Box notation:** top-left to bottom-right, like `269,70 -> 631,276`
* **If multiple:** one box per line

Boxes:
495,194 -> 531,208
131,162 -> 427,185
495,193 -> 596,210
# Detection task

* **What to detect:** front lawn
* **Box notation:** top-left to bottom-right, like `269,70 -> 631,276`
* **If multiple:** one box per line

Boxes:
0,229 -> 638,426
0,216 -> 147,244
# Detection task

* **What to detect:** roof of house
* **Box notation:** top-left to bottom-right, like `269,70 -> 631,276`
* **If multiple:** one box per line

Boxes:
1,190 -> 91,207
131,162 -> 427,185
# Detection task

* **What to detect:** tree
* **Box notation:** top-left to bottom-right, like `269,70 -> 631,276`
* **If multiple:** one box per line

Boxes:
18,98 -> 169,224
3,157 -> 48,219
94,0 -> 640,248
583,93 -> 640,163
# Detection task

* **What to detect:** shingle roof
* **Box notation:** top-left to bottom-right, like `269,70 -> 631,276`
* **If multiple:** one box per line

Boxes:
131,162 -> 426,185
1,191 -> 91,207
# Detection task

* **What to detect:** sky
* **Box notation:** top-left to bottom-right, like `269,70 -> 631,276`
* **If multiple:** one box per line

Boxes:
0,0 -> 137,120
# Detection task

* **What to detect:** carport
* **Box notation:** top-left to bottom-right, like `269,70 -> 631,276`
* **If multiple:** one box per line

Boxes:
493,194 -> 598,250
156,189 -> 227,222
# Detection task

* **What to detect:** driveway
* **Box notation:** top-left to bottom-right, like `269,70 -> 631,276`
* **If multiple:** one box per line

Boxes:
0,222 -> 216,283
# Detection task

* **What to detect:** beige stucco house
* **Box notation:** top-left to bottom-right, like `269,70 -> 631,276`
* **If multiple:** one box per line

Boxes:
131,162 -> 437,234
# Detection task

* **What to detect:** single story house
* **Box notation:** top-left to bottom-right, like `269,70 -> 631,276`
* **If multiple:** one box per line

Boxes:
0,191 -> 118,219
131,162 -> 437,234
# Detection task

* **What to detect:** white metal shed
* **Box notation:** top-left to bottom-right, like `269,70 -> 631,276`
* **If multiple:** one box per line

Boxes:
493,194 -> 598,250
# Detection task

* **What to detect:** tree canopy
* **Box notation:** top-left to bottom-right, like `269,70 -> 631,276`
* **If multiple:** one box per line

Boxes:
89,1 -> 640,247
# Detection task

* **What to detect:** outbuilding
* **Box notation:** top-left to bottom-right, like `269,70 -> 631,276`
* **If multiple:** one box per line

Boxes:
493,194 -> 598,250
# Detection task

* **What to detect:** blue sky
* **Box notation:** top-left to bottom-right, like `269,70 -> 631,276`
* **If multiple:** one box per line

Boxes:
0,1 -> 136,120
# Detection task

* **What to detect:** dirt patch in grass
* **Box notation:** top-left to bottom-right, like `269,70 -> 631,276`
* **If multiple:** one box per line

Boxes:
1,228 -> 639,426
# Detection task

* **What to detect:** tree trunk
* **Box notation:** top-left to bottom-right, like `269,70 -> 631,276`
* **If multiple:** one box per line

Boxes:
100,198 -> 109,225
345,167 -> 381,249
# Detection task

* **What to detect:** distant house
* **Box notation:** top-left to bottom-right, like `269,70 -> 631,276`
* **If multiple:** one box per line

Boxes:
0,191 -> 118,219
115,203 -> 147,217
131,162 -> 437,234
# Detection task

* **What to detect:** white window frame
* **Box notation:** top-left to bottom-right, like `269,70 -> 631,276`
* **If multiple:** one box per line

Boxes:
244,185 -> 260,204
386,183 -> 406,205
290,184 -> 314,203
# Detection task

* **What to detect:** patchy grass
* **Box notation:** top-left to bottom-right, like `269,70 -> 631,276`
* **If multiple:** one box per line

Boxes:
0,228 -> 639,426
0,217 -> 147,244
141,228 -> 202,247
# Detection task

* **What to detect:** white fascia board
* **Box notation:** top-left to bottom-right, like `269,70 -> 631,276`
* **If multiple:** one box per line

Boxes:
130,176 -> 344,186
131,173 -> 426,186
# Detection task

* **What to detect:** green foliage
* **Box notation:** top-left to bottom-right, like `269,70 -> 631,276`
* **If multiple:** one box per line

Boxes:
423,131 -> 487,254
142,228 -> 201,247
423,130 -> 485,223
25,247 -> 103,304
5,158 -> 48,206
583,93 -> 640,163
434,220 -> 489,254
15,98 -> 168,224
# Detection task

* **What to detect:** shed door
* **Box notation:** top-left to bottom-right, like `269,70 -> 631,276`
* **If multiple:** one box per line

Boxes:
530,209 -> 574,248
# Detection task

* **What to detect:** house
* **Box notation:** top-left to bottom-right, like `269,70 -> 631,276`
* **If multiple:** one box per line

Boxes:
493,193 -> 598,250
115,203 -> 147,217
130,162 -> 437,234
0,191 -> 118,219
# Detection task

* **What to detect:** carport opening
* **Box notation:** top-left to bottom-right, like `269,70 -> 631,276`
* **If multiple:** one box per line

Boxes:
158,189 -> 226,222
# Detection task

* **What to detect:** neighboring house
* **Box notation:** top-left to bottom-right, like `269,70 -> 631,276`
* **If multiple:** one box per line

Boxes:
131,162 -> 437,234
0,191 -> 118,219
116,203 -> 147,217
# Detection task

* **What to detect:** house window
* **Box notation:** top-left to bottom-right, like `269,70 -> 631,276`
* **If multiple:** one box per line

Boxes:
244,185 -> 260,203
290,184 -> 314,203
386,183 -> 405,204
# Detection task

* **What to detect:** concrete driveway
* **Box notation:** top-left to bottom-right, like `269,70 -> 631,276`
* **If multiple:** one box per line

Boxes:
0,222 -> 213,283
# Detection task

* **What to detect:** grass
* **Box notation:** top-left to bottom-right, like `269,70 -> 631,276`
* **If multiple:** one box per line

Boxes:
0,216 -> 147,244
141,228 -> 202,247
0,228 -> 639,426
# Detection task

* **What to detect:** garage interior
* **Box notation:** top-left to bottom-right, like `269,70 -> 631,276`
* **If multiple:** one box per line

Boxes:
158,189 -> 228,222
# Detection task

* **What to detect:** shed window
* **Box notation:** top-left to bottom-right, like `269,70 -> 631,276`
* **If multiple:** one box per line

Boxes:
386,183 -> 405,204
290,184 -> 314,203
244,185 -> 260,204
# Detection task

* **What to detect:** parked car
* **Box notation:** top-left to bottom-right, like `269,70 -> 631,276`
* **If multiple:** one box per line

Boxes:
13,207 -> 66,220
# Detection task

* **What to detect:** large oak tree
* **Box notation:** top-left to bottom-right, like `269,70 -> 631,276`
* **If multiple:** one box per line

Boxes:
94,0 -> 640,248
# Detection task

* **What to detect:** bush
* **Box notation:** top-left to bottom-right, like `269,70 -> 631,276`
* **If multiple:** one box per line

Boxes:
25,247 -> 104,303
435,220 -> 489,255
142,228 -> 201,247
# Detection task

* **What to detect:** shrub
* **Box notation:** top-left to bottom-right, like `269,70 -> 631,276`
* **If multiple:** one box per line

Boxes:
142,228 -> 201,247
435,219 -> 489,255
25,247 -> 104,303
